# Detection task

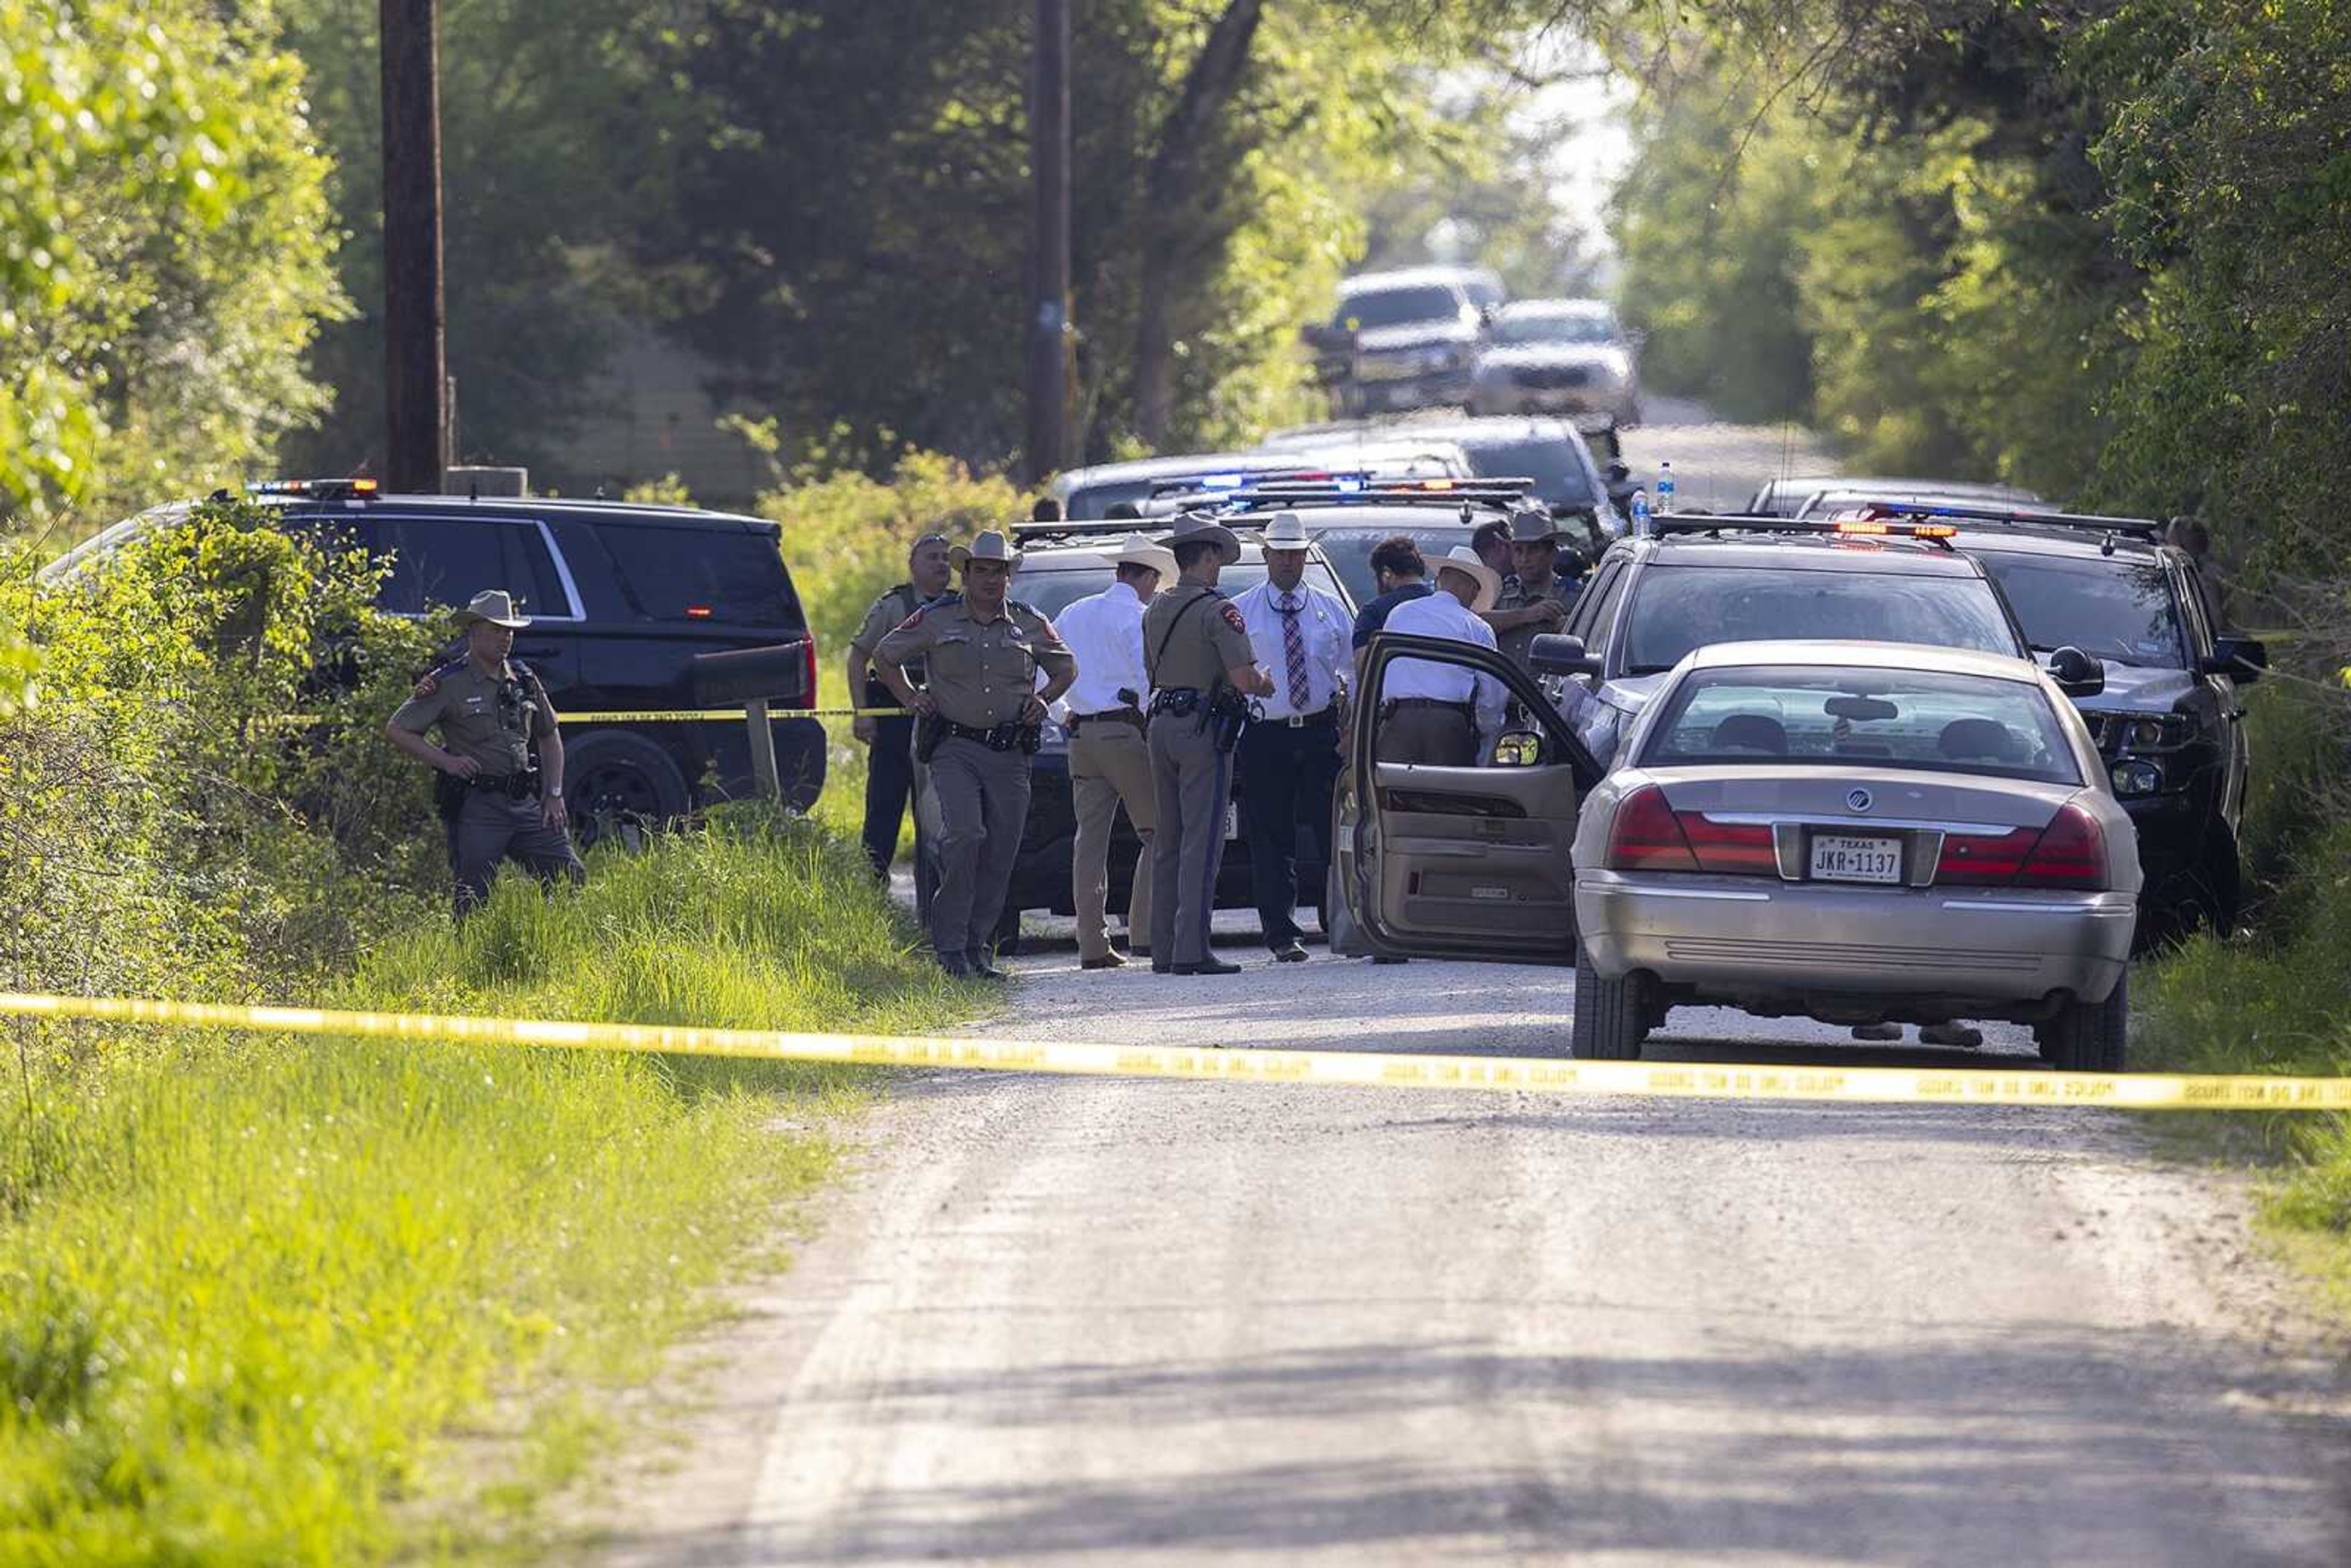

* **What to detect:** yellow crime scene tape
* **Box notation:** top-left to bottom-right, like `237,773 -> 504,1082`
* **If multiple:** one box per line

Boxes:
6,991 -> 2350,1111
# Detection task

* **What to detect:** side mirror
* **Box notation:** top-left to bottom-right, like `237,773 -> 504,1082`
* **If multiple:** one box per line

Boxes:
1530,632 -> 1602,678
2205,636 -> 2267,684
2045,645 -> 2105,699
1492,731 -> 1543,768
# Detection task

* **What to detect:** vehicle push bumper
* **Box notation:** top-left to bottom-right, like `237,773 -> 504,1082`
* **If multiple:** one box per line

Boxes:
1574,871 -> 2137,1007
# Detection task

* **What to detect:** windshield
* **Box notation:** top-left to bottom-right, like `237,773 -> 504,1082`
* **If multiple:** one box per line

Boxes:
1457,435 -> 1597,510
1495,312 -> 1614,347
1014,558 -> 1345,620
1973,552 -> 2184,667
1622,565 -> 2022,674
1335,286 -> 1465,332
1641,665 -> 2080,784
1307,524 -> 1476,605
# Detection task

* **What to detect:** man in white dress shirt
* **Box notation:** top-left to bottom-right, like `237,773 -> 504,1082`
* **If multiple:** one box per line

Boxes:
1231,512 -> 1352,962
1376,546 -> 1507,766
1053,533 -> 1176,968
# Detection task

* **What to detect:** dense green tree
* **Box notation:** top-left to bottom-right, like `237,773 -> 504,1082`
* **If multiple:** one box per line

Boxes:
0,0 -> 342,535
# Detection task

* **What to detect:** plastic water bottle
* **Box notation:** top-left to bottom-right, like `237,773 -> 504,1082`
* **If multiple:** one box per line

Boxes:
1629,489 -> 1651,535
1655,460 -> 1676,516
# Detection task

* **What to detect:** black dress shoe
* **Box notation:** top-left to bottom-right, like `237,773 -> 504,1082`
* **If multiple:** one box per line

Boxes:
1270,940 -> 1309,964
1081,953 -> 1127,970
1173,959 -> 1243,975
965,952 -> 1011,983
937,954 -> 975,978
1150,959 -> 1173,974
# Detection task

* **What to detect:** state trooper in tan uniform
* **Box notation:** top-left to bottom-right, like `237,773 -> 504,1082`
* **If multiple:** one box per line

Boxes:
874,530 -> 1076,980
1486,505 -> 1576,670
1142,516 -> 1274,975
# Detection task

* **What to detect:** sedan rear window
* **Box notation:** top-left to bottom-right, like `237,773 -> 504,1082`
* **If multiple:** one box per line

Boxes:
1622,565 -> 2021,673
1643,666 -> 2080,785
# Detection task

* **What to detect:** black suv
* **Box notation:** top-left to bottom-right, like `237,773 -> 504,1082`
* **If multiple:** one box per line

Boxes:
1537,515 -> 2044,771
45,483 -> 825,839
1873,503 -> 2263,937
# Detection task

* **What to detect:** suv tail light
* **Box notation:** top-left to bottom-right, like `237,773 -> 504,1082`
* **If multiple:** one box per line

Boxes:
1605,786 -> 1777,875
793,634 -> 817,710
1937,803 -> 2105,889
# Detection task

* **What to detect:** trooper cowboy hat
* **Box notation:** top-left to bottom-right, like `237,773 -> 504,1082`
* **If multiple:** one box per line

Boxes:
452,588 -> 532,629
1433,546 -> 1504,612
1247,510 -> 1314,553
1160,511 -> 1243,566
1104,532 -> 1178,579
950,530 -> 1023,570
1507,504 -> 1580,545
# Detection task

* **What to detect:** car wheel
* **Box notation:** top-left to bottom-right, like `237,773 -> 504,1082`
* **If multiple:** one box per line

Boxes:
2035,970 -> 2129,1073
1572,940 -> 1651,1060
567,730 -> 689,852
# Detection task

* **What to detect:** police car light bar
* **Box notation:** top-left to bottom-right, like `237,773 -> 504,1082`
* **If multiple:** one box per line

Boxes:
249,478 -> 380,500
1650,514 -> 1958,547
1849,499 -> 2164,537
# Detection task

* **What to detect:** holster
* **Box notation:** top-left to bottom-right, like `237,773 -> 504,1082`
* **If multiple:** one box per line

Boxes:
433,770 -> 467,823
1208,689 -> 1250,754
914,713 -> 945,763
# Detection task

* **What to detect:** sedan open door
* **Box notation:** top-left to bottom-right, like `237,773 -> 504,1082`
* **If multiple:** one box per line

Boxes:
1335,631 -> 1603,962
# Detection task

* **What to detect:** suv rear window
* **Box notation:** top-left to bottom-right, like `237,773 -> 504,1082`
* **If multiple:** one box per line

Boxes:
1310,523 -> 1476,604
1643,665 -> 2079,785
597,524 -> 798,628
1456,435 -> 1599,511
1336,286 -> 1463,331
1622,564 -> 2020,674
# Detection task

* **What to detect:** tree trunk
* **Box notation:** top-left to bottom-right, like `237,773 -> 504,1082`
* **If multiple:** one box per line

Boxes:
1132,0 -> 1265,447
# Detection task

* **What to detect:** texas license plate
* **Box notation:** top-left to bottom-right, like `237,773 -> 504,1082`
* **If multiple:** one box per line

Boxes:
1808,833 -> 1902,883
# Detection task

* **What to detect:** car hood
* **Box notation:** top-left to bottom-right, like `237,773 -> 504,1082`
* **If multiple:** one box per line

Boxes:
1479,344 -> 1626,372
1355,323 -> 1479,355
2069,661 -> 2197,716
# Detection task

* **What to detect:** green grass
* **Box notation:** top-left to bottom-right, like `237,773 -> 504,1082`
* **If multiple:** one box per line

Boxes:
0,811 -> 978,1564
2137,817 -> 2351,1306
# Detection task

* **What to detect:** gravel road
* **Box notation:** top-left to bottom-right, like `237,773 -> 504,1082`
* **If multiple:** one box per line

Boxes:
587,418 -> 2351,1565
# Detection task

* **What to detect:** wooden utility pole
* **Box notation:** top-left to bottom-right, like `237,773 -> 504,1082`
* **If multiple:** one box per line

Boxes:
1024,0 -> 1072,484
381,0 -> 449,493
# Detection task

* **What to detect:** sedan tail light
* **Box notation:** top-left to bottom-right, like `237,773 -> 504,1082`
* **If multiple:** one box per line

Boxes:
1606,786 -> 1777,876
1937,803 -> 2105,890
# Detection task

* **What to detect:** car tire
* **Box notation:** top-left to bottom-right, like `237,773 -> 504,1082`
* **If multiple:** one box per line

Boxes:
1572,940 -> 1651,1060
2036,971 -> 2129,1073
566,729 -> 689,852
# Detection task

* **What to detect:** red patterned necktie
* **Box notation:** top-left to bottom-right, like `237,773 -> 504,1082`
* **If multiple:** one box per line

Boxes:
1278,593 -> 1311,710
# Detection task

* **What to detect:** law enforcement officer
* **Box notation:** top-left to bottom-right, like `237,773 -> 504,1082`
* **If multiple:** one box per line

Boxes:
1142,515 -> 1273,975
1230,511 -> 1350,963
1487,506 -> 1577,670
386,589 -> 585,917
874,530 -> 1076,980
1376,548 -> 1508,766
847,532 -> 953,878
1053,533 -> 1175,969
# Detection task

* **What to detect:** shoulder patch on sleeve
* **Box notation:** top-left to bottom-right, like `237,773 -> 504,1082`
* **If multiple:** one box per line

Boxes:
1219,603 -> 1248,634
895,606 -> 928,631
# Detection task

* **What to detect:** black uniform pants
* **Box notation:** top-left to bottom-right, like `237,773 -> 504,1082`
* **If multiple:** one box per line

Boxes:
1236,716 -> 1341,948
860,710 -> 918,879
452,789 -> 585,917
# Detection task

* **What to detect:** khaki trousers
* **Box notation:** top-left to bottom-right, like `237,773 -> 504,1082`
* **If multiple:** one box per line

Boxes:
1069,722 -> 1155,959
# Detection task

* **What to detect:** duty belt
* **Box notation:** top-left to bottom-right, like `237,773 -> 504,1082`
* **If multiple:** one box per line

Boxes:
468,768 -> 544,800
1147,687 -> 1205,718
1379,697 -> 1472,719
937,718 -> 1038,753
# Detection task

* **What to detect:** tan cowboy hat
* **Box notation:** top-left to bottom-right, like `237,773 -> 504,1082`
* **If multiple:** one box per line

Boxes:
1434,546 -> 1502,612
452,588 -> 531,629
1161,511 -> 1243,566
1509,505 -> 1577,545
1248,509 -> 1313,553
1105,531 -> 1177,578
949,529 -> 1023,570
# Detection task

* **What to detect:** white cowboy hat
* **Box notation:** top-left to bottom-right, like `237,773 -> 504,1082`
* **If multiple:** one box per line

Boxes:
452,588 -> 531,629
1248,509 -> 1313,553
950,530 -> 1023,570
1160,512 -> 1243,567
1106,531 -> 1177,578
1434,546 -> 1502,612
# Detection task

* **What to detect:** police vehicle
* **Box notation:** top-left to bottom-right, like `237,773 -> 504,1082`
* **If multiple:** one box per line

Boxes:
43,479 -> 824,844
1842,500 -> 2267,939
